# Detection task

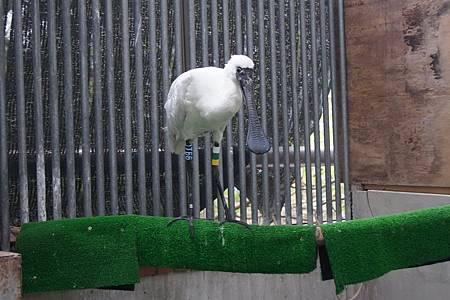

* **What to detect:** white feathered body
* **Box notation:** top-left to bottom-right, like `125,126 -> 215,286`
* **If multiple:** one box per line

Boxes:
165,67 -> 243,154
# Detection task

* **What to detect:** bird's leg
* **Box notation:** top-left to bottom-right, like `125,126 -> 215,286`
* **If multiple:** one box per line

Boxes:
212,142 -> 250,229
167,140 -> 196,238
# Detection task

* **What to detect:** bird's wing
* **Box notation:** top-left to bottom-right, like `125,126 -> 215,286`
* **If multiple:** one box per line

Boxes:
165,71 -> 194,126
165,72 -> 193,153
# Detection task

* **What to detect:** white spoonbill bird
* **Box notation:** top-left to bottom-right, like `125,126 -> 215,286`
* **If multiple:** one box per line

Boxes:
164,55 -> 270,155
165,55 -> 270,236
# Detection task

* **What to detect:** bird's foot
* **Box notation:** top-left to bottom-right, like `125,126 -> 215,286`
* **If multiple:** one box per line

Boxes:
219,219 -> 251,229
167,216 -> 196,239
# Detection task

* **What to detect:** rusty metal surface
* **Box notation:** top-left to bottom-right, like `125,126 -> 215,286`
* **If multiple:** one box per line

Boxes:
0,251 -> 21,300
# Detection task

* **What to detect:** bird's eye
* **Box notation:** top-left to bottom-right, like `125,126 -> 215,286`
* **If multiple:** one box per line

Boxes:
237,67 -> 242,73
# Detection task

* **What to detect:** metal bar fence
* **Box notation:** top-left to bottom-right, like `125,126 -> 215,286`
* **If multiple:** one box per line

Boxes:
120,0 -> 133,215
188,0 -> 201,219
299,0 -> 314,224
338,0 -> 351,220
223,0 -> 233,222
133,0 -> 147,216
289,0 -> 303,225
148,0 -> 160,216
92,0 -> 105,217
13,0 -> 29,225
269,1 -> 281,224
279,1 -> 292,225
320,0 -> 333,224
328,0 -> 342,222
175,0 -> 187,217
257,1 -> 270,225
309,0 -> 323,223
235,0 -> 247,223
47,0 -> 62,220
245,0 -> 258,225
0,0 -> 9,250
104,0 -> 119,215
200,0 -> 213,219
62,0 -> 77,218
161,0 -> 173,217
31,0 -> 46,222
0,0 -> 349,250
78,0 -> 92,217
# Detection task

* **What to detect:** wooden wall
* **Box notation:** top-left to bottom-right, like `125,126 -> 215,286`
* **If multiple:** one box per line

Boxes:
345,0 -> 450,191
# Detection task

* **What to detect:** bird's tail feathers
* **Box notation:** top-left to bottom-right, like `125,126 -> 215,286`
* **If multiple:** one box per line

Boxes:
167,129 -> 185,155
172,140 -> 186,155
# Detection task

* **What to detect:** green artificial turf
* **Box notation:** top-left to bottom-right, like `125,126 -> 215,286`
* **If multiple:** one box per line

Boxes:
135,216 -> 317,274
17,215 -> 318,294
17,215 -> 141,294
321,204 -> 450,294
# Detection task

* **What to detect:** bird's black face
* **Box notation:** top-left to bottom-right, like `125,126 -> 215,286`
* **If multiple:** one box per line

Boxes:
236,67 -> 253,86
236,67 -> 271,155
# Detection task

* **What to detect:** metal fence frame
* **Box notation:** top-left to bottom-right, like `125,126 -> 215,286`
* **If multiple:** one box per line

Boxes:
0,0 -> 350,251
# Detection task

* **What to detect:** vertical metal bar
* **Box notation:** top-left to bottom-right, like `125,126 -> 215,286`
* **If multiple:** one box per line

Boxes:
310,0 -> 323,223
149,0 -> 160,216
105,0 -> 118,215
32,0 -> 46,221
235,0 -> 247,223
258,0 -> 270,225
48,0 -> 62,220
200,0 -> 213,219
62,0 -> 76,218
188,0 -> 200,219
161,0 -> 173,217
211,0 -> 221,221
338,0 -> 350,219
223,0 -> 233,221
289,0 -> 303,225
92,0 -> 105,216
79,0 -> 92,217
211,0 -> 219,67
175,0 -> 187,216
278,1 -> 291,225
0,0 -> 9,249
15,0 -> 29,224
234,0 -> 246,222
269,1 -> 280,224
201,1 -> 209,71
246,0 -> 258,225
121,0 -> 133,214
299,0 -> 314,224
328,0 -> 342,221
320,0 -> 333,223
134,0 -> 146,215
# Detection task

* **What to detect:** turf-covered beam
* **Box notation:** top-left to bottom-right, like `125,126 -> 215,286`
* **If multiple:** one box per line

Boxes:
321,204 -> 450,293
17,215 -> 317,294
17,204 -> 450,295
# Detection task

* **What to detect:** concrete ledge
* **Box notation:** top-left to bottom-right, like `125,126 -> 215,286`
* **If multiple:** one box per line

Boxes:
0,251 -> 21,300
24,268 -> 337,300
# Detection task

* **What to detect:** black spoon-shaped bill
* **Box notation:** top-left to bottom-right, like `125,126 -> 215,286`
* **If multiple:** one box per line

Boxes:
239,73 -> 271,155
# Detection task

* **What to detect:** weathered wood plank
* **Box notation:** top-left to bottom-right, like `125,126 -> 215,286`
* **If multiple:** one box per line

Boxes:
0,252 -> 21,300
346,0 -> 450,187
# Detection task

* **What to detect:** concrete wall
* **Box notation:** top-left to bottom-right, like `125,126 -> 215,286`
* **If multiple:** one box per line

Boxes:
24,190 -> 450,300
24,269 -> 338,300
